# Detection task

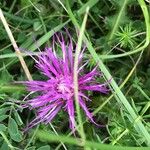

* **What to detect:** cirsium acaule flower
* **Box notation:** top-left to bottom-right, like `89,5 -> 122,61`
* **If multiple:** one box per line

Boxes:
22,34 -> 109,131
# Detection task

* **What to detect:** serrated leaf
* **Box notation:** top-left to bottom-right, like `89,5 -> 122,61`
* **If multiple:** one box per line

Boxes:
8,118 -> 23,142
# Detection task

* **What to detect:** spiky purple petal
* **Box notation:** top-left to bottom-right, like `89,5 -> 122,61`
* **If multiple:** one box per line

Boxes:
22,33 -> 109,131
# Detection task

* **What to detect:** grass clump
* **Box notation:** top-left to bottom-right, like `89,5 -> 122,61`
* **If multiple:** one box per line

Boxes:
0,0 -> 150,149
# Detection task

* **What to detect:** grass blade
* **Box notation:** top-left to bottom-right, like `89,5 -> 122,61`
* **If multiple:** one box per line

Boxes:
66,0 -> 150,146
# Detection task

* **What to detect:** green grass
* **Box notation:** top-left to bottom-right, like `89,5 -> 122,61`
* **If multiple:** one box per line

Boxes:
0,0 -> 150,149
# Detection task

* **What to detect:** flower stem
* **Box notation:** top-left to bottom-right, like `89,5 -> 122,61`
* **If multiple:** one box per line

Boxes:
0,9 -> 33,81
0,85 -> 26,93
73,5 -> 89,145
0,131 -> 15,150
66,0 -> 150,146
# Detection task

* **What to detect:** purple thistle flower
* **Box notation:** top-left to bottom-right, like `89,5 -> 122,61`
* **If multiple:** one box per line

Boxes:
22,33 -> 109,131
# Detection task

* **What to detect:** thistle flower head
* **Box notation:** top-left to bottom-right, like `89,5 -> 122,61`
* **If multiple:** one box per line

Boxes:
23,33 -> 109,131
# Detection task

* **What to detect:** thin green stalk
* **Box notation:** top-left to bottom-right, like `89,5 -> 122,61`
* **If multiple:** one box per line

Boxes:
39,14 -> 50,46
0,52 -> 42,59
36,130 -> 150,150
77,0 -> 104,33
49,123 -> 67,150
135,85 -> 150,101
108,0 -> 129,42
0,9 -> 33,81
24,125 -> 39,150
140,102 -> 150,117
28,0 -> 41,12
135,85 -> 150,116
73,6 -> 89,144
111,128 -> 129,145
77,0 -> 99,15
98,0 -> 150,59
55,51 -> 143,150
0,131 -> 14,150
28,20 -> 69,51
0,85 -> 26,93
57,0 -> 68,13
85,28 -> 150,147
94,51 -> 144,114
8,0 -> 17,13
66,0 -> 150,146
0,59 -> 16,71
3,11 -> 36,24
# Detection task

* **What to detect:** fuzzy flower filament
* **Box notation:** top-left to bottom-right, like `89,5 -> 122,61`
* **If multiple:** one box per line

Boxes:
23,34 -> 109,131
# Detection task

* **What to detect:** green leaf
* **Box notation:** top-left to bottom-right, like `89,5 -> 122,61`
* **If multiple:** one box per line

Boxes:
66,0 -> 150,146
17,32 -> 26,43
108,0 -> 130,42
0,107 -> 9,115
0,141 -> 9,150
10,131 -> 23,143
20,35 -> 35,50
0,67 -> 13,85
0,124 -> 7,132
0,115 -> 8,122
36,130 -> 150,150
13,110 -> 23,126
33,21 -> 42,31
37,145 -> 50,150
28,20 -> 69,51
77,0 -> 99,15
8,118 -> 23,142
0,85 -> 25,93
26,146 -> 36,150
